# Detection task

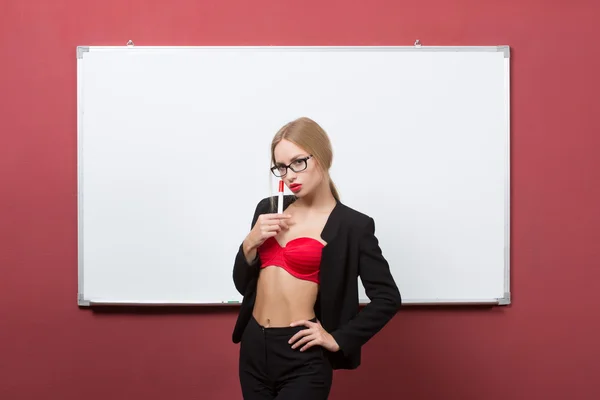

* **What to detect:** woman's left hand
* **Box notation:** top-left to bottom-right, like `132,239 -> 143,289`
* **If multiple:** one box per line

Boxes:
288,319 -> 340,353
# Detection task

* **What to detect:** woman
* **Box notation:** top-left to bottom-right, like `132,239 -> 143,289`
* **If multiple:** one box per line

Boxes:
232,117 -> 401,399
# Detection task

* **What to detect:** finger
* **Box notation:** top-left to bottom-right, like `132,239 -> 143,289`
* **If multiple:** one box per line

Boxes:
257,228 -> 278,239
263,213 -> 292,220
263,227 -> 281,234
290,320 -> 315,328
263,219 -> 284,226
262,225 -> 281,233
300,339 -> 319,352
258,215 -> 282,225
288,329 -> 311,345
291,334 -> 316,350
263,222 -> 287,232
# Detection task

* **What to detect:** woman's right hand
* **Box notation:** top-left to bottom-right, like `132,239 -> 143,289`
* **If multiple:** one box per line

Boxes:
247,213 -> 291,249
243,213 -> 291,262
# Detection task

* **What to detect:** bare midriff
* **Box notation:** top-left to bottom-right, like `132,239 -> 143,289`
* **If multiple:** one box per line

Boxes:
252,266 -> 318,327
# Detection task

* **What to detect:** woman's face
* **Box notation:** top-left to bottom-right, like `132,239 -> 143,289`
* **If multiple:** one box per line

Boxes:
273,139 -> 323,198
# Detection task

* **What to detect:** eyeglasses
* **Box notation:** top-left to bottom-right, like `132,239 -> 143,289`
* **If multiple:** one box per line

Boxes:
270,155 -> 313,177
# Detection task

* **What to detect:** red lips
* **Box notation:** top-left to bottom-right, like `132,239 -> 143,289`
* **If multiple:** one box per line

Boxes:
289,183 -> 302,193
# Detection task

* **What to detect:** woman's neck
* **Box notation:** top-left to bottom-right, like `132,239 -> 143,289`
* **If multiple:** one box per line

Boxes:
293,179 -> 337,212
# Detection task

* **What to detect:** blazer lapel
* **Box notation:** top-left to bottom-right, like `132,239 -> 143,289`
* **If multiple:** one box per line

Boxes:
320,200 -> 342,244
319,201 -> 344,328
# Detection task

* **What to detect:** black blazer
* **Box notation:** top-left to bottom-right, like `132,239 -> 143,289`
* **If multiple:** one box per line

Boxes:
232,195 -> 402,370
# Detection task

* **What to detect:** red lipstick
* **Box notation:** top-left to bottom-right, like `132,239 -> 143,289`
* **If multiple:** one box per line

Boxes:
289,183 -> 302,193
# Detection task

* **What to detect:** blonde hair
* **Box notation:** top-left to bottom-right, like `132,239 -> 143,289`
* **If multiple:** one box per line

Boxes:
270,117 -> 340,203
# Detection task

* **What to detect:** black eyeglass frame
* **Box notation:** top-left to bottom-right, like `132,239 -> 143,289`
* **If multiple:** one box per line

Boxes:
270,155 -> 313,177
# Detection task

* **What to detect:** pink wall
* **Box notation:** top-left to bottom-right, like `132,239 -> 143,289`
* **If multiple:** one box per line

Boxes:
2,1 -> 599,399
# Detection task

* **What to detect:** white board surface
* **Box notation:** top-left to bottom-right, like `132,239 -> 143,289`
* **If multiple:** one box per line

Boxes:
77,45 -> 510,306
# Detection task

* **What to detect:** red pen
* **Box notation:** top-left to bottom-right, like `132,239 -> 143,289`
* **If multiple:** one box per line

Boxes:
278,180 -> 284,214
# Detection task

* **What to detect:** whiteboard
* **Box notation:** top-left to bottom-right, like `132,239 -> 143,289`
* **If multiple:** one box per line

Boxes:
76,45 -> 510,306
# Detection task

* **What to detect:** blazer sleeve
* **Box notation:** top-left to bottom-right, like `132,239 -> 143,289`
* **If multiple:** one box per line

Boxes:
331,217 -> 402,356
232,198 -> 268,295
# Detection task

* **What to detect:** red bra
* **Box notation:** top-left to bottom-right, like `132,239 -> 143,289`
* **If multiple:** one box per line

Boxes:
257,236 -> 324,284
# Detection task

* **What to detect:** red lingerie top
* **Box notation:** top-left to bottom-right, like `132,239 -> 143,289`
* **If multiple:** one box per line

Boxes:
257,236 -> 324,284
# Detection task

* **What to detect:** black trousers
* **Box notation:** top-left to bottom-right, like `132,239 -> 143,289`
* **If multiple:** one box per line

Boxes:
239,316 -> 333,399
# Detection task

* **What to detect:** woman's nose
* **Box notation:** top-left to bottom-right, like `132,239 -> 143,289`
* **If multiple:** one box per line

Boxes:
286,170 -> 298,181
